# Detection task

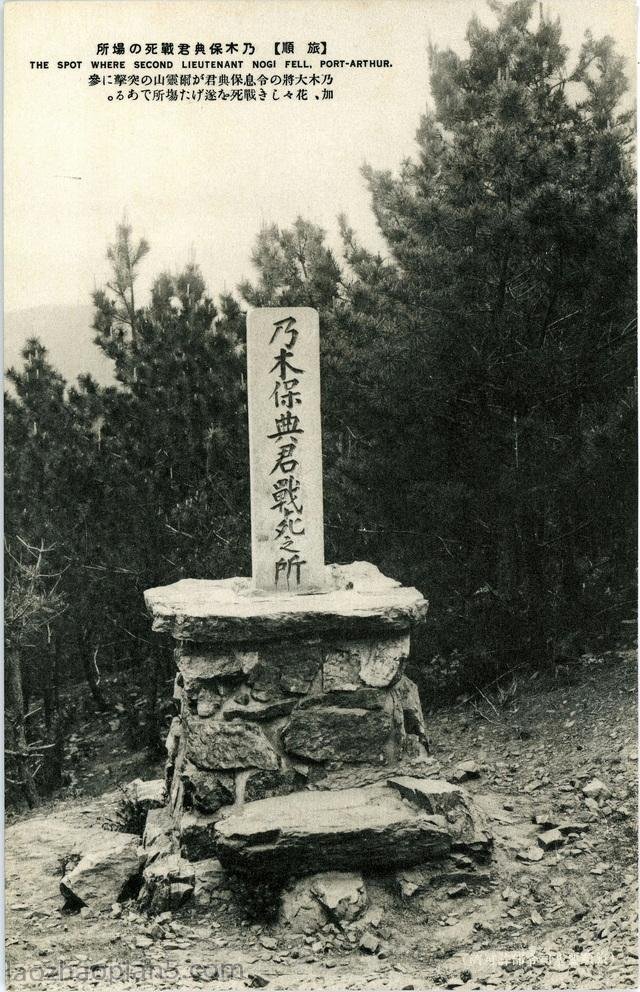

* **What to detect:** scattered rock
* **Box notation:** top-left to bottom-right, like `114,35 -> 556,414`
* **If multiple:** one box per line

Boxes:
280,878 -> 328,932
582,779 -> 609,798
192,858 -> 226,907
447,883 -> 470,898
365,907 -> 384,928
589,862 -> 611,876
260,936 -> 278,950
448,761 -> 481,783
556,821 -> 589,836
138,854 -> 195,914
124,778 -> 165,814
532,811 -> 557,829
359,931 -> 380,954
537,828 -> 565,850
60,832 -> 143,912
516,846 -> 544,863
246,975 -> 270,988
396,870 -> 423,899
387,777 -> 464,815
568,899 -> 587,922
310,872 -> 367,924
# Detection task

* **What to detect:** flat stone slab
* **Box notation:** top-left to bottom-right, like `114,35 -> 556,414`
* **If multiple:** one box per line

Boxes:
144,561 -> 428,643
214,780 -> 454,877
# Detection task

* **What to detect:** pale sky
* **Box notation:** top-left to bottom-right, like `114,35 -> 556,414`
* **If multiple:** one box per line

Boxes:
4,0 -> 636,313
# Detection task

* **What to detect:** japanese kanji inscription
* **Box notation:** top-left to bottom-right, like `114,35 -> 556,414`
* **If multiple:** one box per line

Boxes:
246,307 -> 326,594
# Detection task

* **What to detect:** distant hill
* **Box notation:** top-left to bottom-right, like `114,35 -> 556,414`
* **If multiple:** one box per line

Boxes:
4,304 -> 115,386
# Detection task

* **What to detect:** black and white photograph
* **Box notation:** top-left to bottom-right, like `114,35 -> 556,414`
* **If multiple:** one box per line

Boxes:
3,1 -> 638,989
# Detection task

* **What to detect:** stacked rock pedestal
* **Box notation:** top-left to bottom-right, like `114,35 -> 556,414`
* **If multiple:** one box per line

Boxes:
144,562 -> 432,859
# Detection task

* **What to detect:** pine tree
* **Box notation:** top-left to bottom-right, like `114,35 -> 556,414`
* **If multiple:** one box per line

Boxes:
342,0 -> 636,677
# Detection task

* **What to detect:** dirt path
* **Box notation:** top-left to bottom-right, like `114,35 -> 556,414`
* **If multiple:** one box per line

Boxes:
5,648 -> 637,990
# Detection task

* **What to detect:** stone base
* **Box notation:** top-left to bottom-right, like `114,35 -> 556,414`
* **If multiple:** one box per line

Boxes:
135,773 -> 492,920
215,777 -> 492,879
145,563 -> 431,856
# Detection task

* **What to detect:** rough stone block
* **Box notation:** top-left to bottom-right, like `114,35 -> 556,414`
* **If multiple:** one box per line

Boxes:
165,717 -> 181,762
178,648 -> 259,690
60,832 -> 144,912
298,688 -> 386,710
143,807 -> 177,863
179,809 -> 219,862
139,854 -> 195,914
388,777 -> 492,857
323,635 -> 409,691
244,766 -> 301,803
310,871 -> 368,923
185,715 -> 279,771
280,871 -> 367,931
169,768 -> 184,817
222,696 -> 297,722
193,857 -> 227,907
182,760 -> 235,813
322,644 -> 361,691
282,706 -> 392,764
280,877 -> 326,931
196,687 -> 222,718
393,675 -> 427,739
308,753 -> 440,792
250,640 -> 323,697
387,777 -> 465,816
123,778 -> 165,815
215,781 -> 452,877
359,635 -> 410,687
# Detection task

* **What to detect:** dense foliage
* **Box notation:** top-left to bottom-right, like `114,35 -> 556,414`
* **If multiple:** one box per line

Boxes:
5,1 -> 635,806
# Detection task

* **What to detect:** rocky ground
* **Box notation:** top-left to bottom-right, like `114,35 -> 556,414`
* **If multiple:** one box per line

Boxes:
5,646 -> 638,991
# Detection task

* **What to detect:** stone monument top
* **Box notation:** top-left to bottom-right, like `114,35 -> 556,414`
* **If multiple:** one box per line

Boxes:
246,307 -> 326,595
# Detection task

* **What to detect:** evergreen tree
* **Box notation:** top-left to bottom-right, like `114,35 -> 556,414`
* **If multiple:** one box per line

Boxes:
90,225 -> 250,743
340,0 -> 636,680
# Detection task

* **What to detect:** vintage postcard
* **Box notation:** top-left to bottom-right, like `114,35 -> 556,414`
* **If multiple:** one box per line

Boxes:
4,2 -> 637,990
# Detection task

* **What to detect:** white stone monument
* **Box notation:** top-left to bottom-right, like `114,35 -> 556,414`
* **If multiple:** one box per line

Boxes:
246,307 -> 326,594
144,305 -> 433,878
